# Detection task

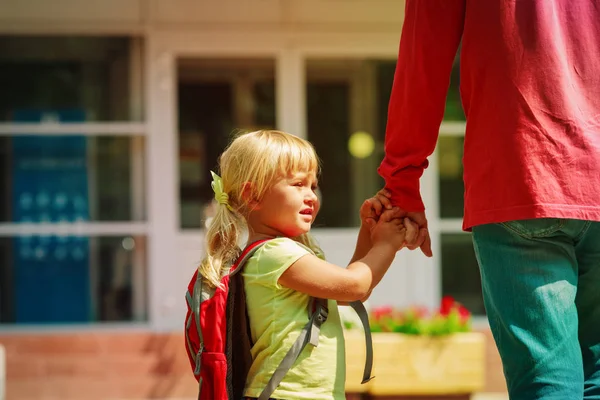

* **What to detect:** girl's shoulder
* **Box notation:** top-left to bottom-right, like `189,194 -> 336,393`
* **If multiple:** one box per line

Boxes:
255,237 -> 314,259
243,237 -> 315,285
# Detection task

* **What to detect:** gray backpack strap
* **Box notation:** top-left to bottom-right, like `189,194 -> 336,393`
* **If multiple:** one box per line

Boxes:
257,298 -> 328,400
229,243 -> 267,277
349,301 -> 375,384
192,274 -> 204,375
191,273 -> 204,398
184,291 -> 195,355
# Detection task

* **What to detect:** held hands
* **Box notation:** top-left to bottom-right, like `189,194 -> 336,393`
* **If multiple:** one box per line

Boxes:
360,189 -> 433,257
368,209 -> 418,252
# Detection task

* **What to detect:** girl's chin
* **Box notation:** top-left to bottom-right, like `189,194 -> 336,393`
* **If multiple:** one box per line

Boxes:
285,227 -> 311,237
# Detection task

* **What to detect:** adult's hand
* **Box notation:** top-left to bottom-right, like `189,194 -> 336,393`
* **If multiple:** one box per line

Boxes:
403,211 -> 432,257
374,189 -> 433,257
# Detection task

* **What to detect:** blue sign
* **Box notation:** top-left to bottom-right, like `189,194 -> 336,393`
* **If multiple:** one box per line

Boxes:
12,109 -> 91,323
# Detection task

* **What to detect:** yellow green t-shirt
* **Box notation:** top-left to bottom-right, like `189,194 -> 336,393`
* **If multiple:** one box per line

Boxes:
242,237 -> 346,400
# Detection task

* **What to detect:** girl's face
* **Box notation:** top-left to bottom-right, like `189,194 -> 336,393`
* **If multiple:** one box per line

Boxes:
249,170 -> 320,239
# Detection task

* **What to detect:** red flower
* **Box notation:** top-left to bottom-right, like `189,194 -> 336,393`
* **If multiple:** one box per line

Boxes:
371,305 -> 393,319
457,304 -> 471,323
361,297 -> 473,335
440,296 -> 456,316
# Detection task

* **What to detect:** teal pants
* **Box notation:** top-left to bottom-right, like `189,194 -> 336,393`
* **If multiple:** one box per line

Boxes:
472,219 -> 600,400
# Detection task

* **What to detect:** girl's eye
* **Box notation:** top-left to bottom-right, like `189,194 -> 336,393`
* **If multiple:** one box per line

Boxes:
311,185 -> 319,191
294,182 -> 303,187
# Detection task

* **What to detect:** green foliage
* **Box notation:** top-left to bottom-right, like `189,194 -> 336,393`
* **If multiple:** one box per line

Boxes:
364,297 -> 472,336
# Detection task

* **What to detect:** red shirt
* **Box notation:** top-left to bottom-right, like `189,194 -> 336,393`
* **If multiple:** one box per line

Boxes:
379,0 -> 600,230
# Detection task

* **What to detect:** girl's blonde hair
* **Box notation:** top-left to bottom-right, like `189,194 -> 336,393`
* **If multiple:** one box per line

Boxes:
199,130 -> 324,288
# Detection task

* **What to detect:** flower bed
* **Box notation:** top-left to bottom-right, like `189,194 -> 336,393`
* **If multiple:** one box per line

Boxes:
343,297 -> 485,398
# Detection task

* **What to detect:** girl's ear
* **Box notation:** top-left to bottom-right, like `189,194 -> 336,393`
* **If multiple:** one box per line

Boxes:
241,182 -> 259,208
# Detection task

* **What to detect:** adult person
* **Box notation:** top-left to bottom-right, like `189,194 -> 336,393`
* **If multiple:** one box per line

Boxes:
378,1 -> 600,399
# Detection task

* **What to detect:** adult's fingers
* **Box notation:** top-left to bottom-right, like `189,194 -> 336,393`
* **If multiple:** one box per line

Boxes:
420,229 -> 433,257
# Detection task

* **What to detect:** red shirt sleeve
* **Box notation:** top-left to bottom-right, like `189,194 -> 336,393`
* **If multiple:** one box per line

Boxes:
379,0 -> 466,212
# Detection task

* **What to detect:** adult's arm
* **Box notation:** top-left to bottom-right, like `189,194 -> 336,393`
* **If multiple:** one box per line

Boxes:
379,0 -> 466,211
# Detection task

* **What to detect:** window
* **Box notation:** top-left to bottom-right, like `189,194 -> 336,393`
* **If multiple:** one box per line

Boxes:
177,58 -> 276,229
441,234 -> 484,315
306,59 -> 392,228
438,136 -> 464,219
0,235 -> 146,323
0,136 -> 145,223
0,36 -> 147,324
0,36 -> 142,122
438,55 -> 484,315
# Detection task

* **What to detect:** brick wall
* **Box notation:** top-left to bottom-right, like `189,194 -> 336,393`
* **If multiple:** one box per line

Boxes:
3,332 -> 197,399
1,329 -> 506,399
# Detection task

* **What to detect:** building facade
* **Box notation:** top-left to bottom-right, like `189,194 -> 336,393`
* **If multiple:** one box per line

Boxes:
0,1 -> 504,398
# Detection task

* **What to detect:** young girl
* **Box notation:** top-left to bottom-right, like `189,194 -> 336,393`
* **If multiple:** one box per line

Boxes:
199,130 -> 410,400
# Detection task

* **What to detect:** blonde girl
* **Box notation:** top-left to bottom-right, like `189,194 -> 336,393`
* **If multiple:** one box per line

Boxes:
200,130 -> 410,400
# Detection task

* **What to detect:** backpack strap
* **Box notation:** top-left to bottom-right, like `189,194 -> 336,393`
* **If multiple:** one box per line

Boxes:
191,274 -> 204,374
349,300 -> 375,384
257,297 -> 329,400
230,239 -> 271,277
183,272 -> 205,399
257,298 -> 375,400
184,291 -> 197,357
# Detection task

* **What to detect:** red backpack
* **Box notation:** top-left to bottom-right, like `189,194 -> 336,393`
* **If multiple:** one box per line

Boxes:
184,239 -> 374,400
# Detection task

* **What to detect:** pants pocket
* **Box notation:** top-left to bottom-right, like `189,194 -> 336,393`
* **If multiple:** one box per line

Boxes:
500,218 -> 566,239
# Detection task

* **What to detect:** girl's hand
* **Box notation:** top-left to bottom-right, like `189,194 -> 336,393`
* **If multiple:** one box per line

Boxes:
360,189 -> 395,226
370,210 -> 407,251
370,210 -> 420,252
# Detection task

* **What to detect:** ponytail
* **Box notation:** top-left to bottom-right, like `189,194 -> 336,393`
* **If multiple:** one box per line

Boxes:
198,204 -> 245,288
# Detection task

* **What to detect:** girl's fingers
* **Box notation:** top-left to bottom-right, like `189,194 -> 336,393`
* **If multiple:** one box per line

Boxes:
375,192 -> 392,210
361,199 -> 372,215
379,208 -> 399,222
407,225 -> 427,251
403,217 -> 418,244
371,198 -> 383,215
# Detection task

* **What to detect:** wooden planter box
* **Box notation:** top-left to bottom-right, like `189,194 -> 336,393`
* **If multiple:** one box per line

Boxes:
345,332 -> 485,398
